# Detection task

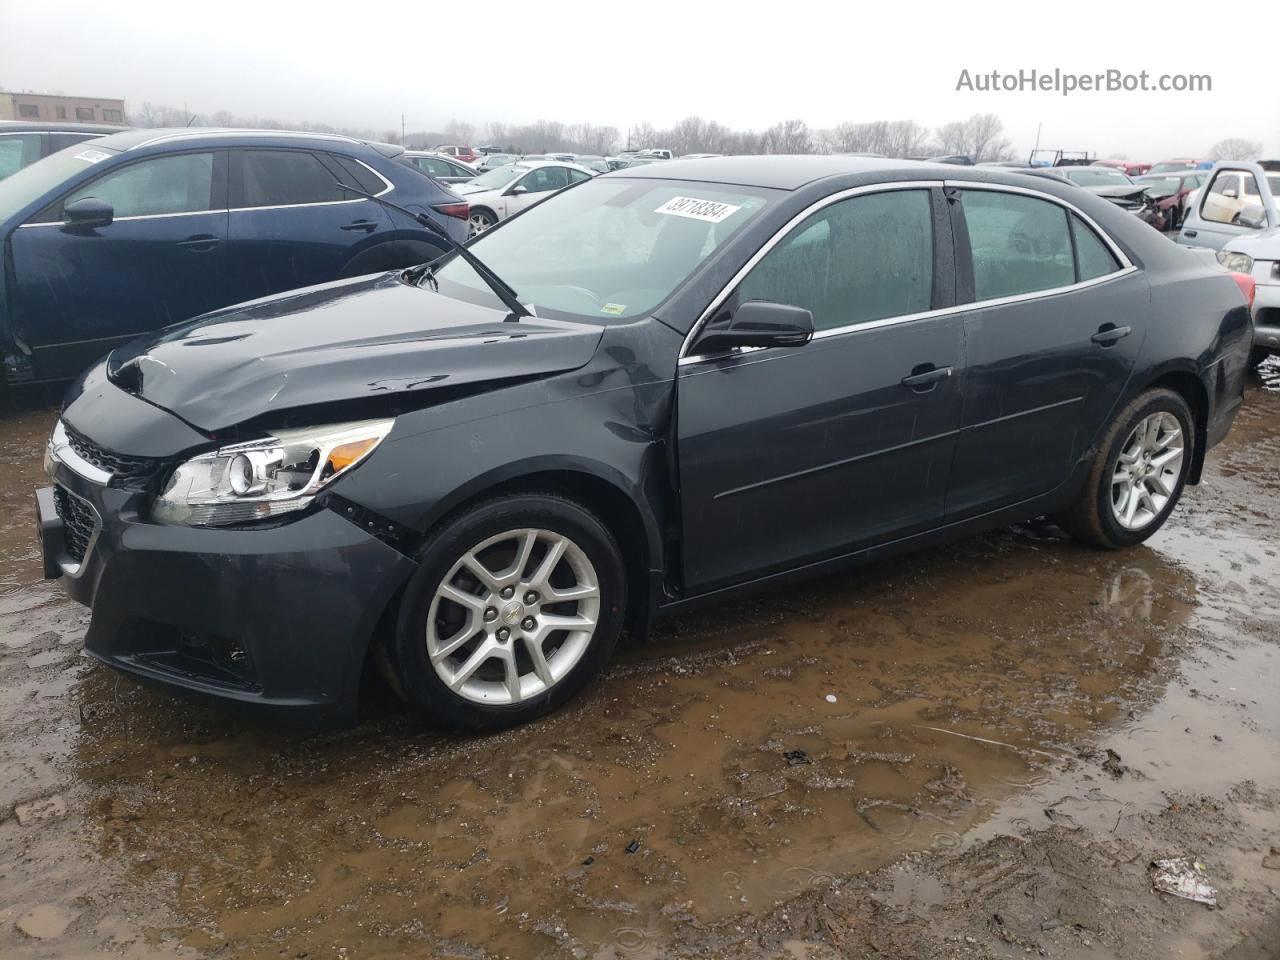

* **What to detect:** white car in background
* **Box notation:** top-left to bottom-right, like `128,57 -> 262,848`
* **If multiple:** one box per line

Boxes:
451,159 -> 594,236
1179,161 -> 1280,251
399,151 -> 478,185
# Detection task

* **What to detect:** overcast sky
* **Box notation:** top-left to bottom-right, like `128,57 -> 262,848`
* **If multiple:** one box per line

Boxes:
2,0 -> 1276,158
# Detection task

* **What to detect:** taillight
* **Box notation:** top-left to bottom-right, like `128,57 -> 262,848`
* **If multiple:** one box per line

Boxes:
1230,272 -> 1256,311
432,202 -> 470,221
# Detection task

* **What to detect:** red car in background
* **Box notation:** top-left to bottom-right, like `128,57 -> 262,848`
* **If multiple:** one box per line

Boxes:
433,144 -> 477,164
1134,170 -> 1212,231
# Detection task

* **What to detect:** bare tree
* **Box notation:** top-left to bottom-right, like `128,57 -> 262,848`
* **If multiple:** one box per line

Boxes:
443,119 -> 476,144
933,120 -> 968,156
760,119 -> 813,154
1209,138 -> 1262,161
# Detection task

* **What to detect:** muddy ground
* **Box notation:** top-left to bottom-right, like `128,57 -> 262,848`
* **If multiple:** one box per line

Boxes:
1,368 -> 1278,960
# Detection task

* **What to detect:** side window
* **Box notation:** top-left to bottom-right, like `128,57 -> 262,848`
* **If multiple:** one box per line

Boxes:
567,168 -> 591,184
1070,215 -> 1121,282
327,155 -> 384,195
0,134 -> 43,178
232,150 -> 343,208
423,157 -> 454,178
961,191 -> 1074,300
1201,170 -> 1261,226
737,189 -> 934,332
62,153 -> 215,218
48,132 -> 96,152
521,166 -> 570,193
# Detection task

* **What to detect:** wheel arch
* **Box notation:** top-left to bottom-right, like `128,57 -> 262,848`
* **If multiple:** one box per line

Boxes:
1128,364 -> 1210,484
414,458 -> 664,643
338,238 -> 447,279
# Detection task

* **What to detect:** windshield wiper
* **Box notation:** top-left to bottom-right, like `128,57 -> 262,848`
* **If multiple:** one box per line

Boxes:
335,182 -> 529,320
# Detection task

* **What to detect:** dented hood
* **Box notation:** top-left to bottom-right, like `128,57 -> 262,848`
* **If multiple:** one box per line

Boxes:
105,272 -> 604,432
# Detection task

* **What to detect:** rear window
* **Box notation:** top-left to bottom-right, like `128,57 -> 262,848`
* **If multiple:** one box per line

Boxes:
962,191 -> 1075,299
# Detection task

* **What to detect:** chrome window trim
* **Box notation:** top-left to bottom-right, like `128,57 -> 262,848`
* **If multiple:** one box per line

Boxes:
47,420 -> 113,485
16,155 -> 393,228
678,178 -> 1136,365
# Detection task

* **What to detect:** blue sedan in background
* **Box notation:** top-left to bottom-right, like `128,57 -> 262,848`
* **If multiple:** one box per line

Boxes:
0,128 -> 470,386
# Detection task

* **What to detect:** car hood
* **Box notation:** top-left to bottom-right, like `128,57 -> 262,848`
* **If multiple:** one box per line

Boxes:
453,183 -> 498,197
1223,226 -> 1280,258
104,272 -> 604,433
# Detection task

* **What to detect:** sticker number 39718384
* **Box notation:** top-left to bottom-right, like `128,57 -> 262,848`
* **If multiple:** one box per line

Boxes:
654,196 -> 742,224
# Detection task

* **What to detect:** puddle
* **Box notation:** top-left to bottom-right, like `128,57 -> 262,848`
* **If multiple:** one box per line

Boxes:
2,373 -> 1278,958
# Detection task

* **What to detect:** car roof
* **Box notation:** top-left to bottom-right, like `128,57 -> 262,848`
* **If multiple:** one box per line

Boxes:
83,127 -> 401,157
602,154 -> 961,189
0,120 -> 124,135
508,159 -> 593,172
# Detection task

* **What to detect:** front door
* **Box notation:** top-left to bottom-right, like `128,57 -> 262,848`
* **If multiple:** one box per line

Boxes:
504,165 -> 572,216
944,185 -> 1148,520
677,186 -> 965,593
9,149 -> 229,381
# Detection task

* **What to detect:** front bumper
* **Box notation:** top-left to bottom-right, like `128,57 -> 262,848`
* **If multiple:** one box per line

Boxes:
38,463 -> 417,718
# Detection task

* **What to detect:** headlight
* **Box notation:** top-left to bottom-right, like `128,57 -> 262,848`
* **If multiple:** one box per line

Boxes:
152,419 -> 394,527
1216,251 -> 1254,274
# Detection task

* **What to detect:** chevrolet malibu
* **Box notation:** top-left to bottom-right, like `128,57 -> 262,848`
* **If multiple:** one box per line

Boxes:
37,157 -> 1254,729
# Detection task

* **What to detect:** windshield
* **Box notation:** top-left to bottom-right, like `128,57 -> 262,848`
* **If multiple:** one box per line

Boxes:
0,142 -> 119,223
1136,176 -> 1181,197
1150,161 -> 1194,174
468,165 -> 524,189
433,178 -> 771,320
1065,168 -> 1133,187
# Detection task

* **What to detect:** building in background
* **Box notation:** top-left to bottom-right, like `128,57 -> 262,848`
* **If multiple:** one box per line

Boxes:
0,91 -> 127,125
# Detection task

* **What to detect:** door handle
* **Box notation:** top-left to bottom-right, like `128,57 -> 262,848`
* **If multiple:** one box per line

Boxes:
901,364 -> 953,392
341,220 -> 378,233
1091,324 -> 1132,346
1183,229 -> 1198,238
177,235 -> 221,252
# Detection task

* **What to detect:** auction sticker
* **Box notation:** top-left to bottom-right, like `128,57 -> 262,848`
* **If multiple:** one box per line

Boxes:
655,196 -> 741,223
600,302 -> 627,316
74,149 -> 111,164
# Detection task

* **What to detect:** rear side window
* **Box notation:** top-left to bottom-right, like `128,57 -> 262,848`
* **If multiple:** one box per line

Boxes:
48,132 -> 97,152
738,189 -> 934,332
328,154 -> 384,195
232,150 -> 343,208
0,134 -> 42,178
961,191 -> 1074,300
63,152 -> 215,218
1070,215 -> 1121,282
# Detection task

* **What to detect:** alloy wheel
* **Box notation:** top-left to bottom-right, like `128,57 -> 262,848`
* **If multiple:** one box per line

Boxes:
425,528 -> 600,705
1110,412 -> 1184,531
468,213 -> 493,238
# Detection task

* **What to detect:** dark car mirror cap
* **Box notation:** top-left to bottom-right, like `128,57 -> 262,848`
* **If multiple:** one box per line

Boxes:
63,197 -> 114,229
693,300 -> 814,355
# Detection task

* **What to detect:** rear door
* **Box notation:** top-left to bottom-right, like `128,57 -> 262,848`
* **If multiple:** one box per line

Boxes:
944,184 -> 1147,521
225,148 -> 392,300
8,149 -> 229,380
677,185 -> 965,593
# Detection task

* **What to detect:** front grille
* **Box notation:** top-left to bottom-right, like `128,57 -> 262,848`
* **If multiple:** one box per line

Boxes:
53,484 -> 98,563
63,424 -> 164,489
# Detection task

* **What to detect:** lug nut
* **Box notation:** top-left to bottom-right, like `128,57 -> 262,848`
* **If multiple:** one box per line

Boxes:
483,607 -> 498,622
524,591 -> 539,604
496,627 -> 510,642
521,617 -> 536,631
500,586 -> 515,600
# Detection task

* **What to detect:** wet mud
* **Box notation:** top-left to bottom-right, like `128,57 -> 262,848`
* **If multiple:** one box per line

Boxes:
2,366 -> 1279,959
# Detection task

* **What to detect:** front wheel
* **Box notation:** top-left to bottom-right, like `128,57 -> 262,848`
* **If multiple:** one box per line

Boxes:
1060,389 -> 1194,549
389,494 -> 626,729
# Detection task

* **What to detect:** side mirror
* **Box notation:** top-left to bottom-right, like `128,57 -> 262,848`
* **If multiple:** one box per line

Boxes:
63,197 -> 114,229
693,300 -> 814,355
508,184 -> 529,195
1222,187 -> 1239,199
1236,207 -> 1267,230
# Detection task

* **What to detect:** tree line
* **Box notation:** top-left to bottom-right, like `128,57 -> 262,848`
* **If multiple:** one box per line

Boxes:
127,103 -> 1267,164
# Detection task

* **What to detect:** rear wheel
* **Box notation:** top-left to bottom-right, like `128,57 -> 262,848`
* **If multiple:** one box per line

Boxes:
1060,389 -> 1194,549
389,494 -> 626,729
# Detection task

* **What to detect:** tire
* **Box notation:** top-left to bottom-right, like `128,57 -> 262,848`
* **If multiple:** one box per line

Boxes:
468,208 -> 497,238
1059,388 -> 1195,549
388,493 -> 626,730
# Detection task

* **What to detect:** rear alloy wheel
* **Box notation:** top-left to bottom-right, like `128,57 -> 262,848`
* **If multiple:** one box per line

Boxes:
468,209 -> 497,238
1060,388 -> 1194,549
390,494 -> 626,729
